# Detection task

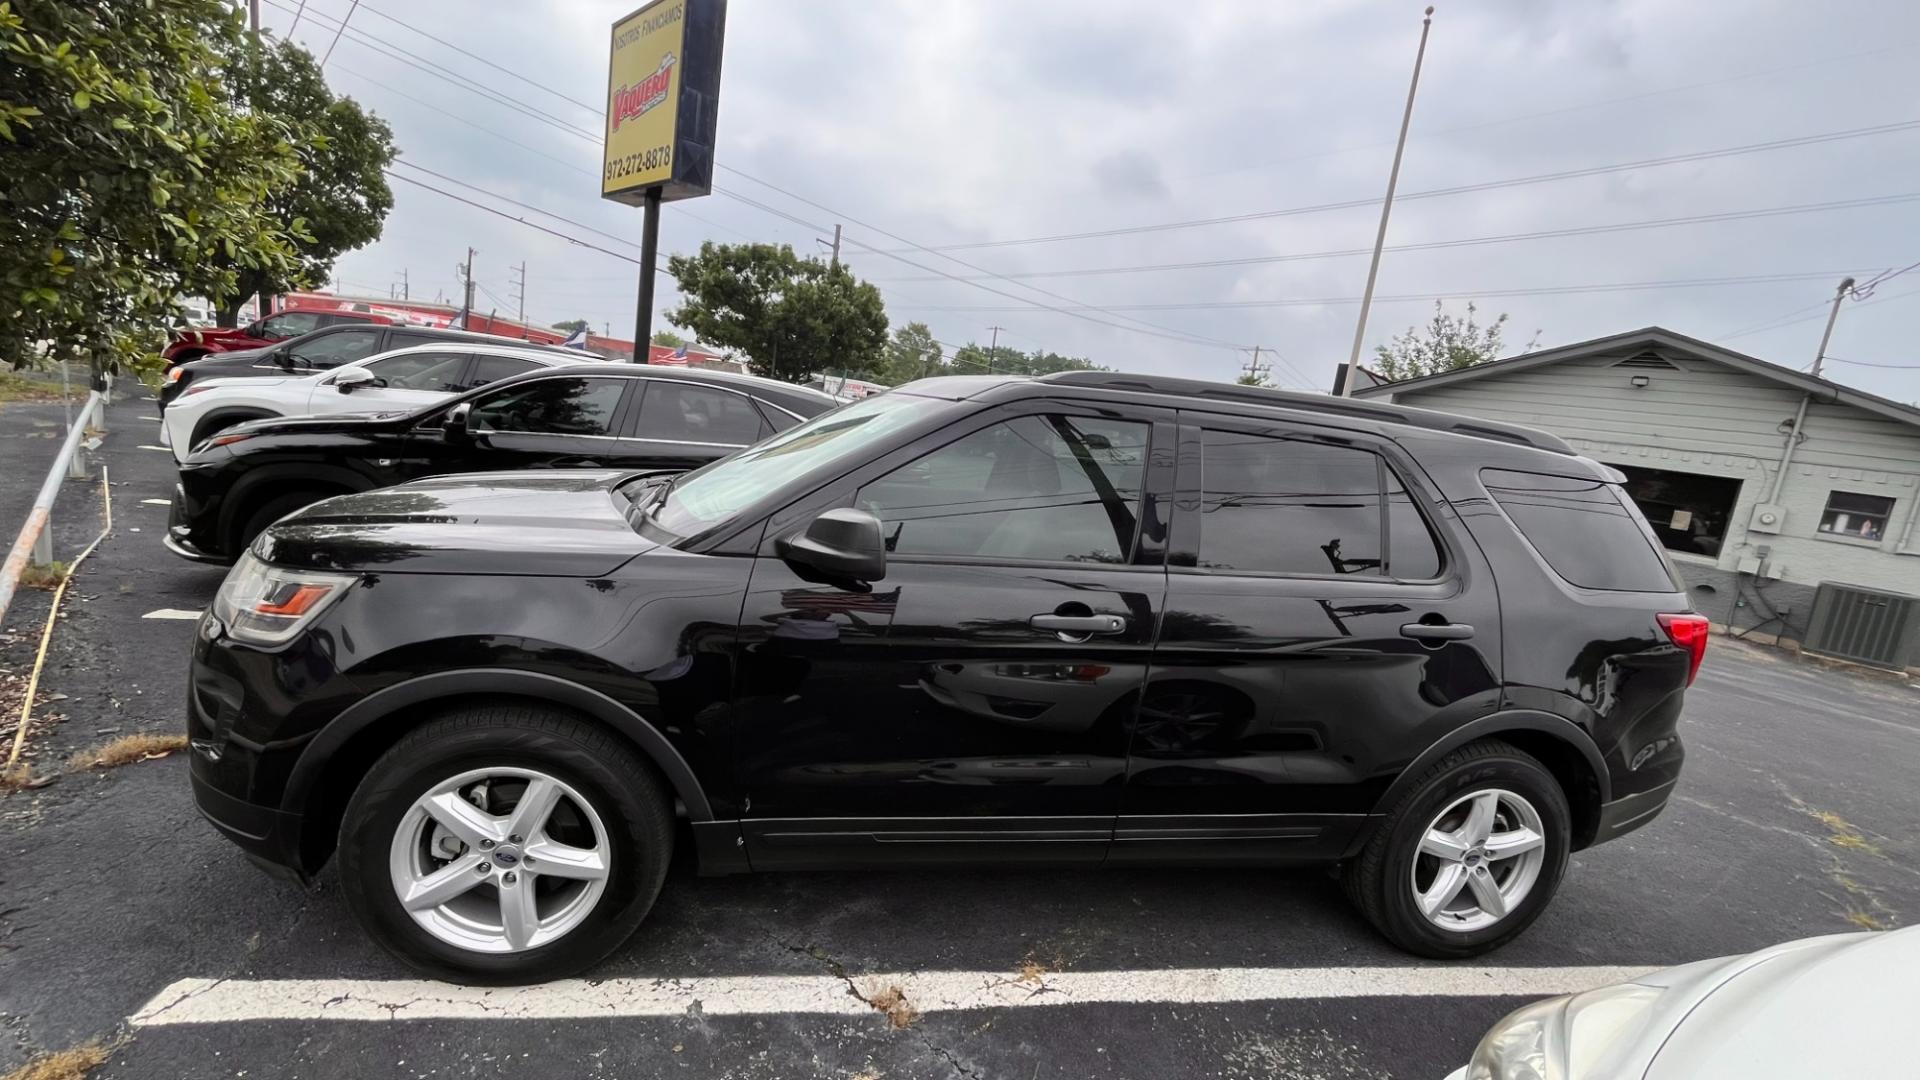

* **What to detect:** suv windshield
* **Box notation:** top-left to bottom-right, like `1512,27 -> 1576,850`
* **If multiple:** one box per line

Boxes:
647,392 -> 946,535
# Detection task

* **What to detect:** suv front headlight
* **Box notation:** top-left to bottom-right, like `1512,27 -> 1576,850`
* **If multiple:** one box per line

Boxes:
1466,983 -> 1664,1080
212,553 -> 357,645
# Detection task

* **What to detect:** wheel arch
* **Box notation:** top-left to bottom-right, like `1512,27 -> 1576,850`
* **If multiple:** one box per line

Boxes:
219,462 -> 375,550
1368,711 -> 1610,852
284,668 -> 714,874
189,407 -> 280,449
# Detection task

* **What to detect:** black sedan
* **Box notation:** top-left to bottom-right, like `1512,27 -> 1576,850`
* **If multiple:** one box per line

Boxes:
164,363 -> 838,564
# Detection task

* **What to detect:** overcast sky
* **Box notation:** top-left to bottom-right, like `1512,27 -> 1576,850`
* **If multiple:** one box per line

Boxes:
277,0 -> 1920,399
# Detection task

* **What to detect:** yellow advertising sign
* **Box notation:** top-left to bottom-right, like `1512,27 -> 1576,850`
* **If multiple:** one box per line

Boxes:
603,0 -> 687,198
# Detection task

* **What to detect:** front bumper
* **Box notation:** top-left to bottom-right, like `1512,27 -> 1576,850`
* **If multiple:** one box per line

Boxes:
191,770 -> 308,883
166,482 -> 236,565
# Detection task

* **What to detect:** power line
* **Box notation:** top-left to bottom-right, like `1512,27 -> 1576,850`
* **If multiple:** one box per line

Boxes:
905,119 -> 1920,252
1824,355 -> 1920,370
897,271 -> 1874,313
1720,282 -> 1920,345
273,0 -> 603,143
268,0 -> 1261,357
715,166 -> 1264,358
391,161 -> 643,250
382,170 -> 668,272
870,193 -> 1920,283
1194,43 -> 1911,181
352,0 -> 604,116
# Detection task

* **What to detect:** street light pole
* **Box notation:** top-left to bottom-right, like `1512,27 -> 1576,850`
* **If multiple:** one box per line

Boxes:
1342,6 -> 1436,397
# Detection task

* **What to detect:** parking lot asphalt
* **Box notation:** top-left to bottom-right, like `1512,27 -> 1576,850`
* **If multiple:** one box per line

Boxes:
2,394 -> 1917,1078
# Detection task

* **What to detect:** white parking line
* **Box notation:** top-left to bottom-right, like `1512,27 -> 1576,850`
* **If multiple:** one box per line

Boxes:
140,415 -> 160,422
130,965 -> 1656,1026
141,499 -> 171,506
138,445 -> 171,452
142,609 -> 202,620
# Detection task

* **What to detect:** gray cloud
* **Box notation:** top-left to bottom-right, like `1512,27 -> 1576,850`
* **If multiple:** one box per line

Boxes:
296,0 -> 1920,401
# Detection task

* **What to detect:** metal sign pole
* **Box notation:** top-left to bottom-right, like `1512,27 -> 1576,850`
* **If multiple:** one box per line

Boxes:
634,187 -> 663,363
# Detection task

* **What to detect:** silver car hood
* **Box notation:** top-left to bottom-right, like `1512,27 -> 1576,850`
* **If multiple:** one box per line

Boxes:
1644,926 -> 1918,1079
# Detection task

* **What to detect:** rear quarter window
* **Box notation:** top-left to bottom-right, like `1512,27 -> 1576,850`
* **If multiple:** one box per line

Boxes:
1481,468 -> 1680,593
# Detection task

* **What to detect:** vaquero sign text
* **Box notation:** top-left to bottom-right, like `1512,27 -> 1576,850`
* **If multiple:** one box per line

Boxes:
602,0 -> 726,205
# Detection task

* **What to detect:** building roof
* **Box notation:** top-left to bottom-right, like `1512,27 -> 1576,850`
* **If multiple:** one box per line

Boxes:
1353,326 -> 1920,432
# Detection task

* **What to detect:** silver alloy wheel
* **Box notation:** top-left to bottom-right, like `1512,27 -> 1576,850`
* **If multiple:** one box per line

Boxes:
1409,788 -> 1547,932
388,766 -> 611,954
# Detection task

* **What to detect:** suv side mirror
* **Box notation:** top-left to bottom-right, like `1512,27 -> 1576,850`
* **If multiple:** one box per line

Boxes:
778,508 -> 887,586
442,402 -> 472,441
333,366 -> 376,393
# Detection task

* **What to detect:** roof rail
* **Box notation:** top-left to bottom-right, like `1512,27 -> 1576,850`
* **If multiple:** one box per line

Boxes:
1037,370 -> 1573,455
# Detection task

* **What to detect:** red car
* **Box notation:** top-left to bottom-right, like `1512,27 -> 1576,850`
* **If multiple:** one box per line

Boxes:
163,308 -> 392,367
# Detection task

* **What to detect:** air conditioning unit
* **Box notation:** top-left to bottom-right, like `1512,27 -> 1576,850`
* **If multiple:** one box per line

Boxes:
1747,502 -> 1787,534
1803,583 -> 1920,671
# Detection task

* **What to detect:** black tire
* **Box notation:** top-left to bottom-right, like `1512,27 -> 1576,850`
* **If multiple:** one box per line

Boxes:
1343,739 -> 1570,959
337,706 -> 674,984
236,491 -> 325,551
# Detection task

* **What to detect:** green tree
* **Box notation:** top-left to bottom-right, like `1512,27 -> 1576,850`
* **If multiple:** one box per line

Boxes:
1373,301 -> 1515,382
551,318 -> 590,333
1235,371 -> 1268,387
664,242 -> 888,381
0,0 -> 313,376
879,322 -> 941,383
208,37 -> 395,326
650,328 -> 687,348
951,343 -> 1100,377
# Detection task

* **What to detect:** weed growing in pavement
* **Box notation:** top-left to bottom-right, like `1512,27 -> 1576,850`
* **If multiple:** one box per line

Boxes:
67,732 -> 188,770
0,1039 -> 116,1080
19,561 -> 69,590
0,761 -> 54,793
865,984 -> 919,1030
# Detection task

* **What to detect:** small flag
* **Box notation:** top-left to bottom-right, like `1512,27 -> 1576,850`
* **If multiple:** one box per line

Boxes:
653,344 -> 690,366
560,328 -> 589,349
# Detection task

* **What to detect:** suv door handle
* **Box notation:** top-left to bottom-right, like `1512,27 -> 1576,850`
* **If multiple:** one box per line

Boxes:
1400,622 -> 1474,642
1030,613 -> 1127,635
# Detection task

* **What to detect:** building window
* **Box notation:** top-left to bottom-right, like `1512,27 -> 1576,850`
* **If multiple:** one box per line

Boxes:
1819,491 -> 1895,542
1614,465 -> 1741,557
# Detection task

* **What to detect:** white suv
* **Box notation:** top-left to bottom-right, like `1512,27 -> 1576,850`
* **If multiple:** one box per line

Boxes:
160,343 -> 604,463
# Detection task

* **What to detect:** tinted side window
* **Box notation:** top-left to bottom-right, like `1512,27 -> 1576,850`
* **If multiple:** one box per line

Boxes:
857,414 -> 1149,564
757,401 -> 803,434
256,312 -> 321,340
1386,469 -> 1443,579
1199,431 -> 1382,575
635,383 -> 767,445
470,377 -> 625,436
386,330 -> 449,351
464,355 -> 543,390
1482,469 -> 1680,592
364,351 -> 469,392
284,328 -> 381,368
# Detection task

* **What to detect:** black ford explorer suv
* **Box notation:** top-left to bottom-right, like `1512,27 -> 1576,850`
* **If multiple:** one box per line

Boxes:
165,363 -> 837,563
187,371 -> 1704,983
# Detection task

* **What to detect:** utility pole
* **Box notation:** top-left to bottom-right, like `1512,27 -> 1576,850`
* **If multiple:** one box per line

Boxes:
398,268 -> 409,302
1241,346 -> 1272,385
509,262 -> 527,334
248,0 -> 260,34
829,225 -> 842,270
1809,276 -> 1855,380
457,248 -> 475,329
987,325 -> 1004,374
1342,5 -> 1436,397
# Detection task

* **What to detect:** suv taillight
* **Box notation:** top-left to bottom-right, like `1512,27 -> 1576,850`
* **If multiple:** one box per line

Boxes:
1657,613 -> 1710,686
